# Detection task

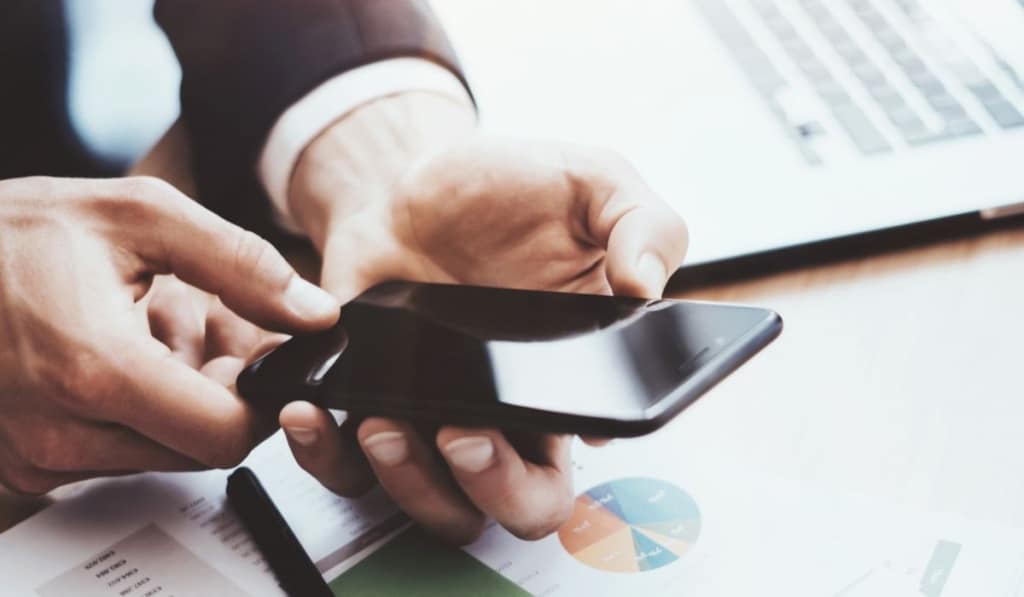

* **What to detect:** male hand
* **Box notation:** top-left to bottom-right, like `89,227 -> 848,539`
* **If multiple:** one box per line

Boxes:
278,93 -> 687,544
145,274 -> 275,385
0,176 -> 339,494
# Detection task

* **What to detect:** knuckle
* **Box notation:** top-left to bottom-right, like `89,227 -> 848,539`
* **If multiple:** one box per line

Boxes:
5,176 -> 60,204
99,176 -> 184,229
122,176 -> 177,206
10,177 -> 74,209
74,177 -> 166,227
231,229 -> 277,279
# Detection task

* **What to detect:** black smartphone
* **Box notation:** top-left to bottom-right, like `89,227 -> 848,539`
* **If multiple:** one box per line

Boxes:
237,282 -> 782,437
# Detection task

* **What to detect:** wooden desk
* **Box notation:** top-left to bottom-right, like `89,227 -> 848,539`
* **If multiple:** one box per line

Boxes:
672,225 -> 1024,529
3,124 -> 1024,534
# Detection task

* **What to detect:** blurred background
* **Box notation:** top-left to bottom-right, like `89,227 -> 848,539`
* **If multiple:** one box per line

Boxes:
0,0 -> 179,178
14,0 -> 1024,269
62,0 -> 180,168
22,1 -> 686,179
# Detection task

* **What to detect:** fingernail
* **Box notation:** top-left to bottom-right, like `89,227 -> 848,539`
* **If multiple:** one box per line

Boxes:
363,431 -> 409,467
443,436 -> 495,473
284,276 -> 338,320
636,252 -> 667,295
285,426 -> 318,447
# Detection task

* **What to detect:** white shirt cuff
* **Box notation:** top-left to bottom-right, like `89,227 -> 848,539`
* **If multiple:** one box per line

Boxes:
257,57 -> 473,234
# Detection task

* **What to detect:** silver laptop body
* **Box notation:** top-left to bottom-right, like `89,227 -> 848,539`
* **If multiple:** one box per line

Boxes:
435,0 -> 1024,266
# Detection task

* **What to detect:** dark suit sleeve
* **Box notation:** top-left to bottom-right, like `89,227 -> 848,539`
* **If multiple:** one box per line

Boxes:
154,0 -> 470,243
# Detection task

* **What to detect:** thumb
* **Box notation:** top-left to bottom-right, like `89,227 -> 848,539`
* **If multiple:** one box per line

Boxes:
319,263 -> 373,306
565,149 -> 688,298
604,201 -> 688,298
317,229 -> 398,304
119,177 -> 340,332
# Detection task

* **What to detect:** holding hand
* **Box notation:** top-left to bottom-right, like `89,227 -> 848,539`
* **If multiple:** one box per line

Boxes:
145,273 -> 275,385
279,93 -> 688,543
0,176 -> 339,494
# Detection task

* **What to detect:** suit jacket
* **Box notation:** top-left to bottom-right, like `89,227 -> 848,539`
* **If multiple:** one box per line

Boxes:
154,0 -> 470,244
0,0 -> 468,244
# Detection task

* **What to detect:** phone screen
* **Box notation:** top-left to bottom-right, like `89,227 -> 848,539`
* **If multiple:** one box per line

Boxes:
316,282 -> 774,420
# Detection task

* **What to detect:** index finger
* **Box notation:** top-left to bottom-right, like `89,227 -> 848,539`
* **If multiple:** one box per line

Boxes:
106,177 -> 339,333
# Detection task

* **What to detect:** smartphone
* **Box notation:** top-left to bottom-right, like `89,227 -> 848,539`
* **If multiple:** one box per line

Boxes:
237,282 -> 782,437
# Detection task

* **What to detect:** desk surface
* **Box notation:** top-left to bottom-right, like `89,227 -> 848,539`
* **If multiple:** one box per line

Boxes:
3,125 -> 1023,535
674,224 -> 1024,530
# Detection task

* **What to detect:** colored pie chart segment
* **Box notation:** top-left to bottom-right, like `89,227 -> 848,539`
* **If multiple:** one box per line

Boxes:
558,477 -> 701,573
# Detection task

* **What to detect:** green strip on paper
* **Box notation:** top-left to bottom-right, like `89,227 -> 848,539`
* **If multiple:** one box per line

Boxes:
330,526 -> 528,597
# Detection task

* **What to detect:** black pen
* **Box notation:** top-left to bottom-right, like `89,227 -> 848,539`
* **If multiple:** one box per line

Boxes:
226,467 -> 334,597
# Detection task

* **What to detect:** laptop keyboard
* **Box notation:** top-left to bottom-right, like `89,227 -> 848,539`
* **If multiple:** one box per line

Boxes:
696,0 -> 1024,164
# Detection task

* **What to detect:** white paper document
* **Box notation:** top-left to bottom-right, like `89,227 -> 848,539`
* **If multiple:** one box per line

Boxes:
1,427 -> 1023,596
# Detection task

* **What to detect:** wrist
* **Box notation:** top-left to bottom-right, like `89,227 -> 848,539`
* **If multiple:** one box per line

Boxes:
288,91 -> 476,249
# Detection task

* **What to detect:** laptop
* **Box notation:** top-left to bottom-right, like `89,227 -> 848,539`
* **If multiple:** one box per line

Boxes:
434,0 -> 1024,276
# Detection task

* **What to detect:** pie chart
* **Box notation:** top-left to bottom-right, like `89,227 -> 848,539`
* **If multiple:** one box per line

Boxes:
557,477 -> 701,573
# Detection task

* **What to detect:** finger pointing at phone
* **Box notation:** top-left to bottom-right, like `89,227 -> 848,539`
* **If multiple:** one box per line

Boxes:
0,176 -> 339,494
